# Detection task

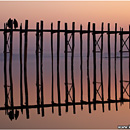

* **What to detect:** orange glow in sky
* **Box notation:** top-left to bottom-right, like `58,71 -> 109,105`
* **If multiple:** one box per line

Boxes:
0,1 -> 130,30
0,1 -> 130,129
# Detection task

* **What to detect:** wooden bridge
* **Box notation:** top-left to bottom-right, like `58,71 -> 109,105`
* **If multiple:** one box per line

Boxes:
1,19 -> 130,120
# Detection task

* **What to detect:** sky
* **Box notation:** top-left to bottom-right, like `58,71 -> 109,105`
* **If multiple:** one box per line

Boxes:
0,1 -> 130,29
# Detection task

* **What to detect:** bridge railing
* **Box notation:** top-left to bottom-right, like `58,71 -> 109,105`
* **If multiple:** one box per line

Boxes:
1,20 -> 130,120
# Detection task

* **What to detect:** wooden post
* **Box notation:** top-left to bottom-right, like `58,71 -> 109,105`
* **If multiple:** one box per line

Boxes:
129,25 -> 130,109
51,23 -> 54,113
4,24 -> 8,114
57,21 -> 61,116
108,23 -> 111,110
72,22 -> 76,114
80,24 -> 83,110
20,23 -> 23,113
115,23 -> 118,111
24,20 -> 29,119
9,20 -> 14,117
101,22 -> 104,112
87,22 -> 91,113
93,23 -> 96,110
120,27 -> 123,101
40,21 -> 44,116
65,23 -> 68,112
36,22 -> 40,114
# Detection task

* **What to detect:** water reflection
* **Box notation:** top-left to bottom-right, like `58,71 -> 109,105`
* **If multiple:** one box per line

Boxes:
0,22 -> 130,129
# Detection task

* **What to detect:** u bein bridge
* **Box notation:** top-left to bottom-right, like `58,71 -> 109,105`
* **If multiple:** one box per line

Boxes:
1,19 -> 130,120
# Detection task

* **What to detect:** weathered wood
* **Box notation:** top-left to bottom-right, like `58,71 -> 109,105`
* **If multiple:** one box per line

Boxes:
115,23 -> 118,111
1,28 -> 130,34
20,23 -> 23,113
40,21 -> 44,116
9,20 -> 14,117
108,23 -> 111,110
80,24 -> 83,110
2,21 -> 130,116
65,23 -> 68,112
72,22 -> 76,114
36,22 -> 40,114
57,21 -> 61,116
3,24 -> 8,114
120,27 -> 123,101
2,28 -> 130,34
93,23 -> 96,110
101,22 -> 104,112
87,22 -> 91,113
24,20 -> 29,119
51,23 -> 54,113
1,99 -> 130,111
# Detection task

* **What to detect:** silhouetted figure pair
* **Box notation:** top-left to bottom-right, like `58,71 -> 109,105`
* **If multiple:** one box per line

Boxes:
6,18 -> 18,29
8,109 -> 19,121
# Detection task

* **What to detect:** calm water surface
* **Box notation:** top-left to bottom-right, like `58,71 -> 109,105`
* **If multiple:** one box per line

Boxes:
0,52 -> 129,129
0,32 -> 129,128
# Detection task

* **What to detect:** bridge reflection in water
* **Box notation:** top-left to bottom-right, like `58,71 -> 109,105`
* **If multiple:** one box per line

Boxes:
1,20 -> 130,121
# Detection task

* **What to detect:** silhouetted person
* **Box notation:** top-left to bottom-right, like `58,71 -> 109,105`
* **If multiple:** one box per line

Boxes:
8,110 -> 14,121
6,18 -> 13,29
15,109 -> 19,120
13,19 -> 18,29
6,18 -> 18,29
